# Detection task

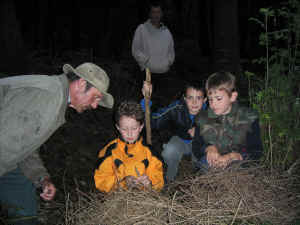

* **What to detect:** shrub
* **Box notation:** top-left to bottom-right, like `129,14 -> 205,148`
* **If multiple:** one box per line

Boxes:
246,0 -> 300,169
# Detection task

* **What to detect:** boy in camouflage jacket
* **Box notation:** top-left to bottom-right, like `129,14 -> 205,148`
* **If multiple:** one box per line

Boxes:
192,72 -> 263,170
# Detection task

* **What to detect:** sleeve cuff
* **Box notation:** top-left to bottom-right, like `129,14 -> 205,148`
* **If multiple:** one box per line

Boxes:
34,175 -> 50,188
140,99 -> 152,112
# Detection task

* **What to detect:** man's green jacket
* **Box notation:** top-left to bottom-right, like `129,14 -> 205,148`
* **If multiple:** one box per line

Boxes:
0,74 -> 68,185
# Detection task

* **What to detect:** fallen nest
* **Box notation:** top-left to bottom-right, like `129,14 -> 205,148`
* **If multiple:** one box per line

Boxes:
63,164 -> 300,225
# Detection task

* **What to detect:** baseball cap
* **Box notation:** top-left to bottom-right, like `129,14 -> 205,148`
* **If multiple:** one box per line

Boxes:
63,63 -> 114,108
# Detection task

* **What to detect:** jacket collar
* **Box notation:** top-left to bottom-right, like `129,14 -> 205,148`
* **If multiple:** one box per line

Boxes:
118,135 -> 142,145
207,102 -> 239,119
145,19 -> 166,31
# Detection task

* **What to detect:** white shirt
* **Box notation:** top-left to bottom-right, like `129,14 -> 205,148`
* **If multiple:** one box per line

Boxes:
132,20 -> 175,74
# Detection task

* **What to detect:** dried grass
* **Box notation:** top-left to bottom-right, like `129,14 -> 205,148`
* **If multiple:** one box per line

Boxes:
63,163 -> 300,225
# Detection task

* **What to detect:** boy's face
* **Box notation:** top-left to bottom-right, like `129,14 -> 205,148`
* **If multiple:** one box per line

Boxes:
116,116 -> 144,144
208,89 -> 237,115
184,88 -> 206,115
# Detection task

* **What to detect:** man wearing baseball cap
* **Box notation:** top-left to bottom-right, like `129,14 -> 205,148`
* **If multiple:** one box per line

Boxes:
0,62 -> 114,225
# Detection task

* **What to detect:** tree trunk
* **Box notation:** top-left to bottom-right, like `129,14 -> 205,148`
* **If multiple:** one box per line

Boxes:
182,0 -> 192,36
36,0 -> 49,50
191,0 -> 199,48
212,0 -> 240,74
0,0 -> 28,75
244,0 -> 252,57
205,0 -> 213,57
71,0 -> 80,51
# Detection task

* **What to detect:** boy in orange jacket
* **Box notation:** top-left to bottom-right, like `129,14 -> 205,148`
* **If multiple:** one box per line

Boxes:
94,101 -> 164,193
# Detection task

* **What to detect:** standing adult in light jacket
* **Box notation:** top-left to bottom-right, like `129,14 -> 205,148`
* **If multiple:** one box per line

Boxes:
132,1 -> 175,89
0,62 -> 114,225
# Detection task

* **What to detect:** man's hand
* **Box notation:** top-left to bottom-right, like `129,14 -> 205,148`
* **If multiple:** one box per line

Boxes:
188,127 -> 195,138
205,145 -> 221,167
40,177 -> 56,201
142,81 -> 152,98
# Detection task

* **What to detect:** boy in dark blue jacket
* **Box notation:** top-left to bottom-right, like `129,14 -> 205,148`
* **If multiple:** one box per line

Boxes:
141,80 -> 206,182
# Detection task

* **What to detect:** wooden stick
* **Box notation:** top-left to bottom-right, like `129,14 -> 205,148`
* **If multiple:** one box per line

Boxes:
145,68 -> 152,145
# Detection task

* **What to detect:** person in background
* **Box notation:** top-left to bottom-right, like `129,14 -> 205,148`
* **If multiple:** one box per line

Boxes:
132,0 -> 175,90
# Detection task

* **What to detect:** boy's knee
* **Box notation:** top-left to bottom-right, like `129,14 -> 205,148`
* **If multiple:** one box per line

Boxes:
162,142 -> 181,159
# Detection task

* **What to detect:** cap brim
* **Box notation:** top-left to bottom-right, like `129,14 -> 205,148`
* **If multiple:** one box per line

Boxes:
63,64 -> 87,81
63,63 -> 114,109
99,92 -> 114,109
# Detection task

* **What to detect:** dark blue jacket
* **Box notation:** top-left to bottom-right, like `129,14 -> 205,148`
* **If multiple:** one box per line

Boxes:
141,98 -> 206,140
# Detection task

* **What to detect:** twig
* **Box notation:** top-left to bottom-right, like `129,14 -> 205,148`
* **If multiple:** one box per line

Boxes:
230,199 -> 242,225
287,158 -> 300,175
169,190 -> 178,223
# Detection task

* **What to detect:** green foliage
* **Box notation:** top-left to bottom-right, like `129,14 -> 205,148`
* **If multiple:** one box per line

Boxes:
247,0 -> 300,169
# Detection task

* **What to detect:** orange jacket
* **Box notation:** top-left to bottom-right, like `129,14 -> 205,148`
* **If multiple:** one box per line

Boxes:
94,137 -> 164,193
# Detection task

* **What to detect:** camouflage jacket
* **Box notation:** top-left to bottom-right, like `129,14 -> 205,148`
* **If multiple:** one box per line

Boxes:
192,102 -> 263,160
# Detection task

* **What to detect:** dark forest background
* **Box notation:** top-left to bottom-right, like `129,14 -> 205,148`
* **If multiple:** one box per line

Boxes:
0,0 -> 283,77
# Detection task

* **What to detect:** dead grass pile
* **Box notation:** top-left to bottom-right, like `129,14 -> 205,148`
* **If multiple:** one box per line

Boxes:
172,163 -> 300,225
64,164 -> 300,225
64,189 -> 188,225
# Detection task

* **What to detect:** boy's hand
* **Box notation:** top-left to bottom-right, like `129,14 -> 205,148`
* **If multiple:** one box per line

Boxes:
136,175 -> 152,188
215,155 -> 231,168
188,127 -> 195,137
125,175 -> 151,189
229,152 -> 243,161
125,175 -> 139,188
40,177 -> 56,201
142,81 -> 152,98
215,152 -> 243,169
205,145 -> 221,167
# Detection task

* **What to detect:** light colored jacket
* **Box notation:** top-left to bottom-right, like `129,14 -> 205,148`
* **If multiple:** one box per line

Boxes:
132,19 -> 175,74
0,74 -> 69,185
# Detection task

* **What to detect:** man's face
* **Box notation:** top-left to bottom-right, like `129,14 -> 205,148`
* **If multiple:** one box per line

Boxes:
184,88 -> 205,115
149,6 -> 162,24
116,116 -> 144,144
207,89 -> 237,115
70,79 -> 103,113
